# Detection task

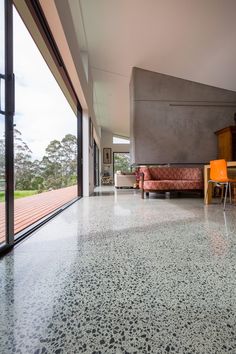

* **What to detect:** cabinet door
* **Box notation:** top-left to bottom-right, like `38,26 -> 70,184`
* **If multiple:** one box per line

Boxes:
218,131 -> 232,161
232,133 -> 236,161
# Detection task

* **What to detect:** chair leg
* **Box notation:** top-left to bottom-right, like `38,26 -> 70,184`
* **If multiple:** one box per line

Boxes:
205,181 -> 209,203
224,183 -> 228,211
220,185 -> 224,204
205,181 -> 210,203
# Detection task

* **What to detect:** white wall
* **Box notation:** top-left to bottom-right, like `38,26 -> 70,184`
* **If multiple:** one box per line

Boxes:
101,129 -> 130,178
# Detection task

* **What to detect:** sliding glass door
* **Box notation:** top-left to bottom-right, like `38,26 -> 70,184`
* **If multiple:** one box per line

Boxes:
13,7 -> 80,237
94,140 -> 99,187
0,0 -> 83,253
0,105 -> 5,246
0,0 -> 14,249
0,0 -> 6,245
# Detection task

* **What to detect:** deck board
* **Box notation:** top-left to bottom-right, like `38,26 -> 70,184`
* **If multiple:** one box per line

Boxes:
0,185 -> 77,244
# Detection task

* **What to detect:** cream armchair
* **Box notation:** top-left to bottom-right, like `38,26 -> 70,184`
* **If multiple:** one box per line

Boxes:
114,173 -> 136,188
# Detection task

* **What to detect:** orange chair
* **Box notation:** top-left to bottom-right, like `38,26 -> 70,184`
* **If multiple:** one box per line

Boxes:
206,159 -> 236,210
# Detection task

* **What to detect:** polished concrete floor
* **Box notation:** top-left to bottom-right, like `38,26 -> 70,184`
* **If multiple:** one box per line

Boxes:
0,187 -> 236,354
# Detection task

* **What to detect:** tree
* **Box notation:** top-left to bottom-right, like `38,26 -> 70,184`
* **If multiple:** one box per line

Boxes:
43,139 -> 63,188
1,128 -> 78,192
14,128 -> 34,190
61,134 -> 77,186
41,134 -> 77,190
114,153 -> 131,173
30,159 -> 45,191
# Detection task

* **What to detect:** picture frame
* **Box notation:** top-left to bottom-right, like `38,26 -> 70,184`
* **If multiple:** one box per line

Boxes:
89,117 -> 93,147
103,147 -> 112,164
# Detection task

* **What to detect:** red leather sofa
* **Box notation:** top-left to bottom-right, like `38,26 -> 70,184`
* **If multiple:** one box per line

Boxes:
139,166 -> 203,199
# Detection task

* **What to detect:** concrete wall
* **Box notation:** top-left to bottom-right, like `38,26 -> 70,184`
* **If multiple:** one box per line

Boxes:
101,130 -> 130,177
130,68 -> 236,165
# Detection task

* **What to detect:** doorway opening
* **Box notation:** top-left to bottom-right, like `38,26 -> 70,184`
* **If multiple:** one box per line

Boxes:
113,152 -> 131,177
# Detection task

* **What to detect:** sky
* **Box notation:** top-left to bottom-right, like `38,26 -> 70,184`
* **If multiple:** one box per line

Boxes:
12,7 -> 76,160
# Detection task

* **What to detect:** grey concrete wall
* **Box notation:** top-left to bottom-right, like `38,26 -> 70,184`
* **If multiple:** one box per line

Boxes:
130,68 -> 236,165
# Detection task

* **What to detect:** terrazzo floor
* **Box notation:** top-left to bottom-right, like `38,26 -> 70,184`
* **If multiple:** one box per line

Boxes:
0,187 -> 236,354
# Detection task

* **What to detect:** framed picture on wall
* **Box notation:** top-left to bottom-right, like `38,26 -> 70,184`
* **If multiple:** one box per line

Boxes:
103,148 -> 112,164
89,117 -> 93,147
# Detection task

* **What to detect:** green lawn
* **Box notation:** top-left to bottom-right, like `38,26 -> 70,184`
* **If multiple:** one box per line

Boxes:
0,190 -> 38,202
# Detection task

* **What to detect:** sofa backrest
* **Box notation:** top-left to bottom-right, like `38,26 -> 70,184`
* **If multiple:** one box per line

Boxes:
140,167 -> 203,181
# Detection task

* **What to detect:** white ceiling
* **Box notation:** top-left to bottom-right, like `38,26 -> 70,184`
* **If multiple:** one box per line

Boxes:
76,0 -> 236,137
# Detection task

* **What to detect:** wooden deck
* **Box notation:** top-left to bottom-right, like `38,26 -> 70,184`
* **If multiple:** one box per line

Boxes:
0,185 -> 77,244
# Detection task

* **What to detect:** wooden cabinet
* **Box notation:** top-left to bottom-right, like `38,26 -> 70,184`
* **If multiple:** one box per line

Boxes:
215,126 -> 236,161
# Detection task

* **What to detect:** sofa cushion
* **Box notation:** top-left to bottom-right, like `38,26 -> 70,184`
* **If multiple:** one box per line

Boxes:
149,167 -> 203,181
143,180 -> 203,190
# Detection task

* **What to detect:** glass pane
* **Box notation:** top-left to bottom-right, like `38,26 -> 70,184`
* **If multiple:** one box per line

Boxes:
0,116 -> 5,245
0,0 -> 6,245
0,0 -> 4,75
94,142 -> 100,187
113,136 -> 130,144
13,8 -> 78,236
113,152 -> 131,174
